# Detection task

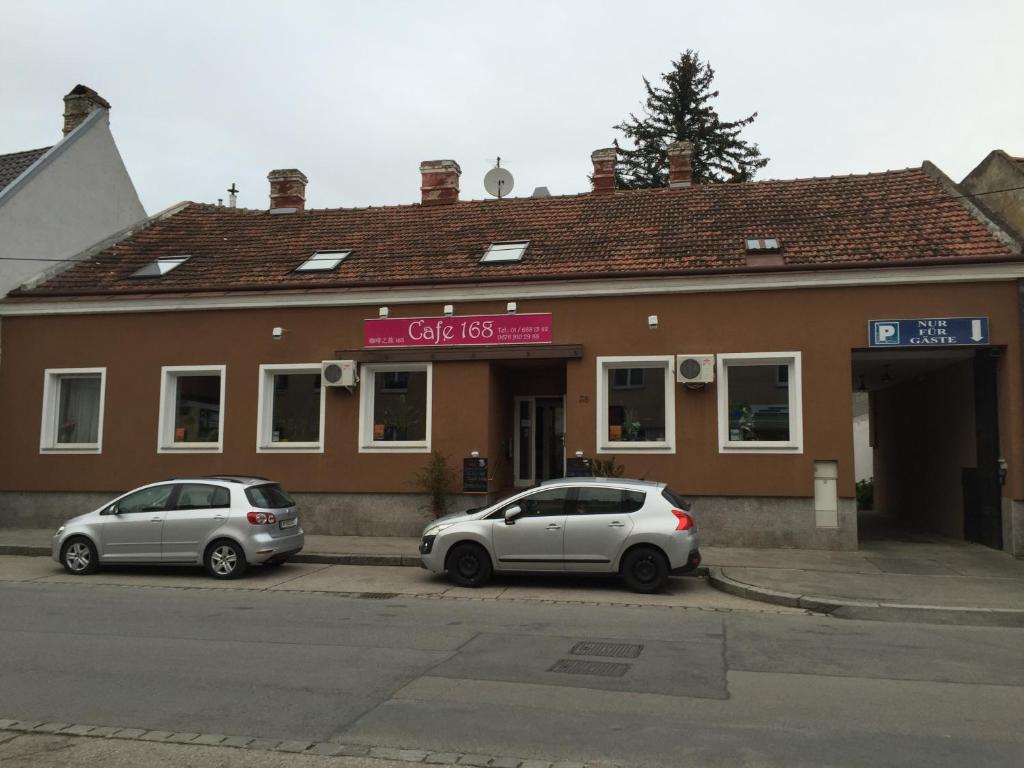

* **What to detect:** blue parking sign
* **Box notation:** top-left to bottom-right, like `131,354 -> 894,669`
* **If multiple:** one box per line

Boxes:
868,318 -> 989,347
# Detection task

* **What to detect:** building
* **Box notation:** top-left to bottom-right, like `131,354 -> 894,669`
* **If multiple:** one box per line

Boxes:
960,150 -> 1024,240
0,145 -> 1022,556
0,85 -> 146,297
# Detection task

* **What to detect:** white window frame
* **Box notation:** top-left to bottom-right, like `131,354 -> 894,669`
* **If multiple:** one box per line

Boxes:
596,355 -> 675,453
39,367 -> 106,454
256,364 -> 326,453
359,362 -> 432,453
717,351 -> 803,454
158,365 -> 226,453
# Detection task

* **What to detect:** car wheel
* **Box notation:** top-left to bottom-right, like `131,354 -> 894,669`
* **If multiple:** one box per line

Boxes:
446,543 -> 493,588
621,547 -> 669,593
204,540 -> 248,580
61,537 -> 99,575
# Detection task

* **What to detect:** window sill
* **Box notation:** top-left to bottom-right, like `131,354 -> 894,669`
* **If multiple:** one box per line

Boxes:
598,442 -> 675,454
40,445 -> 102,455
359,443 -> 431,454
158,443 -> 224,454
719,442 -> 803,454
257,443 -> 324,454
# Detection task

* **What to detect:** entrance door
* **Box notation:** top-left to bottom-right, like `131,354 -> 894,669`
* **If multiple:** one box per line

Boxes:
964,352 -> 1003,549
513,396 -> 565,487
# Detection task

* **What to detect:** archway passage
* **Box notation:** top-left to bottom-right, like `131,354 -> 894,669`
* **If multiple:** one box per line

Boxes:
852,348 -> 1003,550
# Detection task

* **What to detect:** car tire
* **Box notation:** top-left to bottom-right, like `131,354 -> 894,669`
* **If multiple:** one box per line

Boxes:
60,536 -> 99,575
621,547 -> 669,593
204,539 -> 248,580
446,542 -> 493,588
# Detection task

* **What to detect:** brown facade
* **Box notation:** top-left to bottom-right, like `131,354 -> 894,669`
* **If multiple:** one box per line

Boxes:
2,277 -> 1023,552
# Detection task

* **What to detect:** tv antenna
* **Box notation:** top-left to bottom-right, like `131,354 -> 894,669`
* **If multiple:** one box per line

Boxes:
483,157 -> 514,199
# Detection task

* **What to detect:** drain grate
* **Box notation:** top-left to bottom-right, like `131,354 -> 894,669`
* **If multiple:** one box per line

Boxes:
571,641 -> 643,659
355,592 -> 398,599
549,659 -> 631,677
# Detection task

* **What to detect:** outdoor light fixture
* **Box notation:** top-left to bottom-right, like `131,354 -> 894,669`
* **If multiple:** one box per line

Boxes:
272,326 -> 286,341
443,304 -> 454,316
378,306 -> 389,318
470,450 -> 480,458
648,314 -> 659,330
575,450 -> 584,458
507,301 -> 517,313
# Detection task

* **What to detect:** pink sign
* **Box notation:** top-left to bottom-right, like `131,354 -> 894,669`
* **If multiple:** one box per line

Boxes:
364,313 -> 552,348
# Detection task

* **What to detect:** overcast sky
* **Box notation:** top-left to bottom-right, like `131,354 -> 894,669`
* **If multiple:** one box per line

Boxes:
3,0 -> 1020,214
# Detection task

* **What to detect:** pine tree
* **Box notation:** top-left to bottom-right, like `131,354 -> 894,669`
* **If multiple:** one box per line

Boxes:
613,50 -> 768,187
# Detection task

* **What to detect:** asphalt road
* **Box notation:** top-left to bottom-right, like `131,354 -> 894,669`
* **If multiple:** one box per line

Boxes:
1,558 -> 1023,767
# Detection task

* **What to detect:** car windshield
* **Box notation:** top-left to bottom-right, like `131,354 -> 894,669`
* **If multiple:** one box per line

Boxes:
245,483 -> 295,509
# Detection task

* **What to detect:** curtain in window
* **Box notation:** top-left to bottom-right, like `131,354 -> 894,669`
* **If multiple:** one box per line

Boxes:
57,376 -> 101,444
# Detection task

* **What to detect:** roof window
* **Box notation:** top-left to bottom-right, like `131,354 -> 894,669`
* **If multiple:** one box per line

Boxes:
480,241 -> 529,264
745,238 -> 780,252
131,255 -> 190,277
295,250 -> 351,272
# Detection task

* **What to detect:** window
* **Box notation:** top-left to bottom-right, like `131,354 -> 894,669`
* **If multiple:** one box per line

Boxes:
294,250 -> 350,272
717,352 -> 803,453
245,484 -> 296,509
744,238 -> 780,252
512,487 -> 570,517
596,356 -> 675,453
359,363 -> 432,452
257,364 -> 325,452
175,484 -> 230,509
158,365 -> 226,453
573,487 -> 624,515
132,256 -> 189,277
480,241 -> 529,263
115,485 -> 175,514
40,368 -> 106,453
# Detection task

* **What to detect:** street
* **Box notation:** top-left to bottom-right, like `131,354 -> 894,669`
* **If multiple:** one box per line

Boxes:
1,556 -> 1023,767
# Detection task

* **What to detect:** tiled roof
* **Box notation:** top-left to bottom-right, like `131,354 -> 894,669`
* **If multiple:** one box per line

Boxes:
10,166 -> 1019,299
0,147 -> 50,191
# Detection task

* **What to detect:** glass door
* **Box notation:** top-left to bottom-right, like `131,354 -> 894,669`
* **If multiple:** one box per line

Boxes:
513,397 -> 535,487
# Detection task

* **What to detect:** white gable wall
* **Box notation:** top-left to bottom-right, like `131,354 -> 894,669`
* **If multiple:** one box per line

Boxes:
0,110 -> 146,296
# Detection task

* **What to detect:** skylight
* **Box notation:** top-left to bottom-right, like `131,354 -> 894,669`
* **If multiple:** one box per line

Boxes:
131,255 -> 190,277
480,241 -> 529,264
745,238 -> 780,252
295,250 -> 351,272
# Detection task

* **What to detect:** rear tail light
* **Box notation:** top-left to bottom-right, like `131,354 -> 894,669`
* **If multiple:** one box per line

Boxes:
246,511 -> 277,525
671,509 -> 694,531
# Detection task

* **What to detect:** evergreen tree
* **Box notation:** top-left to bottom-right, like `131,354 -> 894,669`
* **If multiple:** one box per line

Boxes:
613,50 -> 768,187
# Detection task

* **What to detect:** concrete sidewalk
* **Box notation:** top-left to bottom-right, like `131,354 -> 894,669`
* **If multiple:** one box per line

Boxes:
3,526 -> 1023,626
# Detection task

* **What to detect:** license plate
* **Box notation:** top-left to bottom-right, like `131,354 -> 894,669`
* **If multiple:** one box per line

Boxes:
280,517 -> 298,529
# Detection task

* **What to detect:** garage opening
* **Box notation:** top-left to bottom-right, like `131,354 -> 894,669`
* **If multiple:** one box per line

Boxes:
851,349 -> 1003,549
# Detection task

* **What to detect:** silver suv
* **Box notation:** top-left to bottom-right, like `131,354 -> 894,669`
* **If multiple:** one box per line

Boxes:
419,478 -> 700,593
52,476 -> 304,580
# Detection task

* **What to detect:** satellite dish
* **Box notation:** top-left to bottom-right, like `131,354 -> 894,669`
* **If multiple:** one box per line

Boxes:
484,166 -> 514,199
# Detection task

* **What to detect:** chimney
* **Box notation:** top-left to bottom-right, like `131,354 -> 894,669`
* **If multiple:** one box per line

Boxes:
591,148 -> 617,194
268,169 -> 308,211
62,85 -> 110,136
667,141 -> 694,188
420,160 -> 461,206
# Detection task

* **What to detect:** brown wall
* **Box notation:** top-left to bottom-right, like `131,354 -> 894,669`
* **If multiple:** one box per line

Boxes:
1,280 -> 1022,505
873,359 -> 977,536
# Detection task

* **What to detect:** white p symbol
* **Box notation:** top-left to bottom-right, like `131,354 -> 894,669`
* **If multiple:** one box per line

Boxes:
876,323 -> 897,344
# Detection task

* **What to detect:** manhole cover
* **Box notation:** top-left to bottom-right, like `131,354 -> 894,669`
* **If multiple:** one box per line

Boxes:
571,641 -> 643,659
356,592 -> 398,599
549,659 -> 631,677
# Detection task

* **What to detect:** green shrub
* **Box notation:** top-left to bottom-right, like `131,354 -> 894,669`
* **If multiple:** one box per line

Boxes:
856,478 -> 874,510
590,455 -> 625,478
414,450 -> 457,518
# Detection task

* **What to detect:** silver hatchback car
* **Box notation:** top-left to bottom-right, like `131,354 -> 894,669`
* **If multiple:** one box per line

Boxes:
420,478 -> 700,593
52,476 -> 304,579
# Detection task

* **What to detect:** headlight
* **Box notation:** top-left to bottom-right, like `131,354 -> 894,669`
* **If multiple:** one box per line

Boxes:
55,526 -> 65,536
424,522 -> 457,537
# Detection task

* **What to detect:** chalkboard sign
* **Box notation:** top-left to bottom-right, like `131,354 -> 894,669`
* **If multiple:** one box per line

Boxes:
462,457 -> 489,493
566,457 -> 593,477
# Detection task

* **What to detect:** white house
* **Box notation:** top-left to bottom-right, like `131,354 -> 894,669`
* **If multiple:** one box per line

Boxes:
0,85 -> 146,297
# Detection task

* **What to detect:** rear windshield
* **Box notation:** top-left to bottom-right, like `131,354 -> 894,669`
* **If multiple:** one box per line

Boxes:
661,487 -> 691,511
245,483 -> 295,509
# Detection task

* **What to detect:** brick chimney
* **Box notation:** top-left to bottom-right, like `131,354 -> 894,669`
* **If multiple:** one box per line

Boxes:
667,141 -> 694,188
420,160 -> 461,206
591,148 -> 617,194
62,85 -> 110,136
268,169 -> 308,210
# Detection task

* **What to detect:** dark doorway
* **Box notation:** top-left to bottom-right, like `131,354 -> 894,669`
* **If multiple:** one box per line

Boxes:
964,352 -> 1003,549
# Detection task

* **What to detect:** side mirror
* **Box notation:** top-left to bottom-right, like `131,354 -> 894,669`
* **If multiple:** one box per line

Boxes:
504,506 -> 522,524
108,503 -> 120,515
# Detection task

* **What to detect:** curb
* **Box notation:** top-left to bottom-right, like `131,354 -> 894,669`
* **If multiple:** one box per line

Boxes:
0,718 -> 619,768
706,566 -> 1024,628
0,544 -> 418,568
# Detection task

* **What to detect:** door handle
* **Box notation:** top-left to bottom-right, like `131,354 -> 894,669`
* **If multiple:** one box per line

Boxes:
607,521 -> 625,528
546,524 -> 562,530
213,515 -> 226,521
151,517 -> 162,523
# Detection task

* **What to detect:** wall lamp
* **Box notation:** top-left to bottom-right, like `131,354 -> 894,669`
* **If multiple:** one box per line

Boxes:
272,326 -> 287,341
507,301 -> 517,314
647,314 -> 659,330
443,304 -> 454,317
378,306 -> 389,318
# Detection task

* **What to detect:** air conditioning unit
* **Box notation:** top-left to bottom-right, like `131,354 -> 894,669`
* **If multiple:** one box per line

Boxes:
322,360 -> 358,387
676,354 -> 715,384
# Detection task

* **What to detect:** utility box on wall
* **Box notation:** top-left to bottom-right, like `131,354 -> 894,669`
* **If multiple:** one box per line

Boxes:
814,461 -> 839,528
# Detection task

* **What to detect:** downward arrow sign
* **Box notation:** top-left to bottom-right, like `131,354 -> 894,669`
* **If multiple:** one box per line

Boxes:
971,319 -> 984,342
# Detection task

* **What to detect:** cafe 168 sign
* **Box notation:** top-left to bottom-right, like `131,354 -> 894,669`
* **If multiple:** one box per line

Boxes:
364,313 -> 553,348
